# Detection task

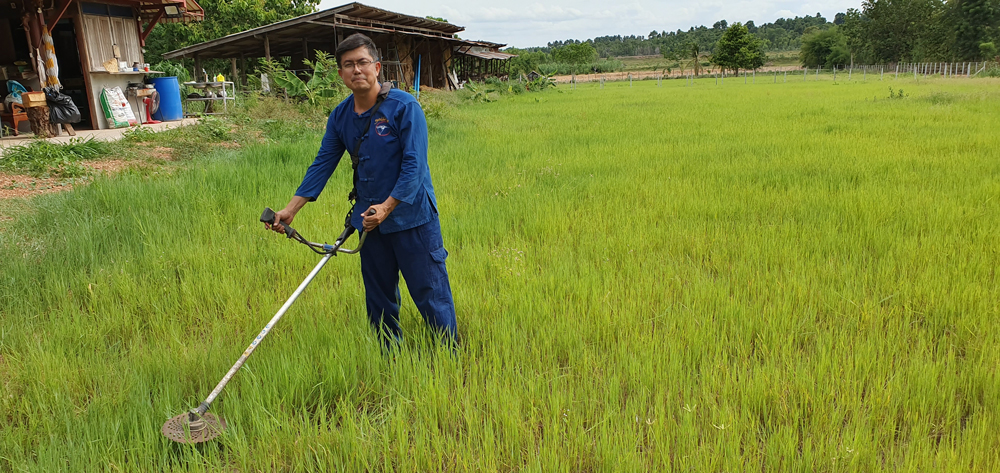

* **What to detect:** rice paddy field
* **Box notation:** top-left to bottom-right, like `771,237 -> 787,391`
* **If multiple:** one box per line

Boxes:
2,75 -> 999,471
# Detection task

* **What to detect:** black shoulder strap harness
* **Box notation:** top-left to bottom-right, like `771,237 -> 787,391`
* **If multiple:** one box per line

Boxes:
338,82 -> 392,245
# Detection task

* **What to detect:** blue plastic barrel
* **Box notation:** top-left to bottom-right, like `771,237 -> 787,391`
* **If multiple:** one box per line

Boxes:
150,76 -> 183,121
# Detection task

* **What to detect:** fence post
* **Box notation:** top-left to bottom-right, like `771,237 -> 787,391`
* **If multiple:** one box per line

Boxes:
833,67 -> 837,81
804,67 -> 807,80
849,66 -> 852,81
863,68 -> 866,81
629,73 -> 632,87
895,64 -> 898,79
880,66 -> 883,80
784,71 -> 787,82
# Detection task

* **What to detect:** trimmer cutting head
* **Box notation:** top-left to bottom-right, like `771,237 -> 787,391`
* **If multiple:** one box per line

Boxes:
161,410 -> 226,444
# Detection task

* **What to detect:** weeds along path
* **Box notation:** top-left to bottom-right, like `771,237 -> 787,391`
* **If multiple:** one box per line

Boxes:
2,79 -> 1000,470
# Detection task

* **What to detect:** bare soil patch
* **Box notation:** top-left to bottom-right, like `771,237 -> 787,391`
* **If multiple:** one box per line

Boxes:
0,172 -> 81,199
83,160 -> 135,174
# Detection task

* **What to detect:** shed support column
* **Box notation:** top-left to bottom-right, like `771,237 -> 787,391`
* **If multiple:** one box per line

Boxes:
230,58 -> 238,87
194,55 -> 202,81
302,38 -> 309,64
264,34 -> 271,61
428,54 -> 434,88
240,54 -> 247,86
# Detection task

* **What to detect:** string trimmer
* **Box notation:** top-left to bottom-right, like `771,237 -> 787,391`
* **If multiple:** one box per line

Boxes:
161,207 -> 373,444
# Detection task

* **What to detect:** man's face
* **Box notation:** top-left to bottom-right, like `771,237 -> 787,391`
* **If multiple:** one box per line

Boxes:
338,46 -> 381,94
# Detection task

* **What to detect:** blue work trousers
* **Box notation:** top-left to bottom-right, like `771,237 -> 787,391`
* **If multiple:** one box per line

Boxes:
359,217 -> 457,344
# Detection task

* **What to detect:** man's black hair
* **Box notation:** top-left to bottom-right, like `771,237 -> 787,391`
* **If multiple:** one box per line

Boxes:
335,33 -> 380,67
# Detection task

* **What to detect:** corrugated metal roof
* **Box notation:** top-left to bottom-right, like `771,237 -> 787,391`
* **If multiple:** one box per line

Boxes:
456,50 -> 516,60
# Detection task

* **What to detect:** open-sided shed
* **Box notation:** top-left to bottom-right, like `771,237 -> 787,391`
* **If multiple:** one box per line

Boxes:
2,0 -> 203,131
162,2 -> 513,91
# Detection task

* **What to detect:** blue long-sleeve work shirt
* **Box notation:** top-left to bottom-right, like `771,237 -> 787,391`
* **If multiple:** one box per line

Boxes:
295,89 -> 439,234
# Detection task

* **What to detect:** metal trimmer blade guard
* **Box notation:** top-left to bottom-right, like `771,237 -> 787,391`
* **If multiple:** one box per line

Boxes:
162,411 -> 226,444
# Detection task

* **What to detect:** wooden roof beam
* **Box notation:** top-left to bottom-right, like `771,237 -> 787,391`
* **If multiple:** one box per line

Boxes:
47,0 -> 74,27
140,7 -> 165,47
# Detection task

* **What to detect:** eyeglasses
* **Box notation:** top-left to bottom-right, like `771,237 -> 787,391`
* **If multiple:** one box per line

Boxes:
341,59 -> 377,71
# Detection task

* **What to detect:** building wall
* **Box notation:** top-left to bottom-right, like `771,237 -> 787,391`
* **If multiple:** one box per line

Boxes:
80,4 -> 145,129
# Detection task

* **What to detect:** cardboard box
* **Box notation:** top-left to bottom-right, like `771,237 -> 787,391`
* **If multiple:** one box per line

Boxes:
23,91 -> 47,108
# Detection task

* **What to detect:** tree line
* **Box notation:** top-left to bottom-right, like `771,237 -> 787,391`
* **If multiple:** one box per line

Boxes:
804,0 -> 999,67
529,14 -> 831,59
511,1 -> 999,76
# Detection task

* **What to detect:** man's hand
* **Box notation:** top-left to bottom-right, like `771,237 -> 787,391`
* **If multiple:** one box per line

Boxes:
362,197 -> 400,232
266,196 -> 309,234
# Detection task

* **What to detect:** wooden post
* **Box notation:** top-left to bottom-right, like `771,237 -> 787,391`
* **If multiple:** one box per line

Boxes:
264,34 -> 271,61
194,55 -> 202,80
428,54 -> 434,88
240,54 -> 247,86
230,58 -> 238,86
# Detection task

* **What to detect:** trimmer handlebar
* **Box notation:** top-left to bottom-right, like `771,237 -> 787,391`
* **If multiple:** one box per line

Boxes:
260,207 -> 374,255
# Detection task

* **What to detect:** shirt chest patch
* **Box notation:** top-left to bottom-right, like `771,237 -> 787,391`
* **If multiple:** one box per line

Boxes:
374,117 -> 391,137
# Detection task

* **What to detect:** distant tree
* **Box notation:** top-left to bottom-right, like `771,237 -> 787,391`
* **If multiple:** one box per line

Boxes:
981,41 -> 998,59
839,8 -> 869,65
711,22 -> 767,73
552,42 -> 598,64
858,0 -> 939,62
954,0 -> 998,60
800,27 -> 851,67
713,20 -> 728,30
426,16 -> 449,23
689,43 -> 702,75
834,12 -> 847,25
506,48 -> 549,75
746,20 -> 757,33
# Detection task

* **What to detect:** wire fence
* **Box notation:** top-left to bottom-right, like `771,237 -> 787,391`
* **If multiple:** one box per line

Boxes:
558,61 -> 997,87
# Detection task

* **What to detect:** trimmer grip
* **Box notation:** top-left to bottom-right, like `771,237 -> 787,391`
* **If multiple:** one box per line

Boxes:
261,207 -> 296,238
260,207 -> 276,224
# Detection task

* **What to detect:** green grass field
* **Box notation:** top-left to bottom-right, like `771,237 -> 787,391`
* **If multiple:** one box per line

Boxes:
2,76 -> 999,471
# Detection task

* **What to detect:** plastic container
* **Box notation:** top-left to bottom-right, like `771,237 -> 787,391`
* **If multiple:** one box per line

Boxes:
150,76 -> 183,121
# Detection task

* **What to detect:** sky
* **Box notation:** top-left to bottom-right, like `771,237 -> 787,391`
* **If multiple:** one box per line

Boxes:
318,0 -> 863,48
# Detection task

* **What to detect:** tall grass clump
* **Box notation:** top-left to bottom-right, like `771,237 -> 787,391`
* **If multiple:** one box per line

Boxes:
0,138 -> 109,177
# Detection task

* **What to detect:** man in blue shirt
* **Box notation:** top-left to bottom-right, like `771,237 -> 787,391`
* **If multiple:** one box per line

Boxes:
267,33 -> 457,346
